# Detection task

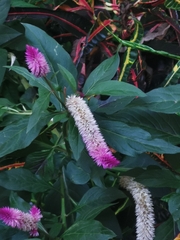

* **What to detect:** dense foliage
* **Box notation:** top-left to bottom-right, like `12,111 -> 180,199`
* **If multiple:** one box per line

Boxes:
1,0 -> 180,239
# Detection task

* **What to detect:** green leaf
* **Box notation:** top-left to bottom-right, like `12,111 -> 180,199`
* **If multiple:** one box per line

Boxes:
165,0 -> 180,10
62,220 -> 116,240
128,85 -> 180,114
0,112 -> 53,158
86,81 -> 146,97
65,161 -> 90,185
10,0 -> 38,7
154,217 -> 174,240
135,169 -> 180,188
9,192 -> 30,211
27,88 -> 50,132
6,66 -> 51,90
0,0 -> 11,24
0,24 -> 21,45
98,119 -> 180,156
168,193 -> 180,222
0,48 -> 7,85
57,63 -> 77,93
22,23 -> 77,97
76,187 -> 125,220
67,117 -> 84,160
83,53 -> 120,96
112,109 -> 180,145
96,96 -> 134,114
0,168 -> 52,192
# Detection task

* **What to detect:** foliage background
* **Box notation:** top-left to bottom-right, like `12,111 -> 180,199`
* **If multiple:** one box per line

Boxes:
1,0 -> 180,239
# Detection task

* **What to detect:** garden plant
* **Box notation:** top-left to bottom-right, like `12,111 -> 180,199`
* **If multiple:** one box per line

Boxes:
1,0 -> 180,239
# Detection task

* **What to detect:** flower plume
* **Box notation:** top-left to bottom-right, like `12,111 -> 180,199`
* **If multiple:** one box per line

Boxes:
66,95 -> 120,168
120,176 -> 155,240
0,206 -> 42,236
25,45 -> 50,77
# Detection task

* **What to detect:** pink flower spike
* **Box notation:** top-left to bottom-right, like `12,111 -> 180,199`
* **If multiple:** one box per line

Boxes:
0,206 -> 42,236
66,95 -> 120,169
25,45 -> 50,77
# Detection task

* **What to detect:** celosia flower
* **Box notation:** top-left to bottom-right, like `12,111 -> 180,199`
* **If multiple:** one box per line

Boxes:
66,95 -> 120,168
0,206 -> 42,236
120,176 -> 155,240
25,45 -> 50,77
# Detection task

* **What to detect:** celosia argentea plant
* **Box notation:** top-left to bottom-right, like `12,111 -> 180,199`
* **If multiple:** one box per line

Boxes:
2,7 -> 180,239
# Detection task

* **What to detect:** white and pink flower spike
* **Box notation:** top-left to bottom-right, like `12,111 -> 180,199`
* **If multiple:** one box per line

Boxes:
66,95 -> 120,169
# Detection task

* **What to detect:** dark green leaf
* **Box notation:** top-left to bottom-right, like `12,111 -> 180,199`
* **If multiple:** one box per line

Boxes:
85,80 -> 146,97
57,63 -> 77,93
0,112 -> 53,158
22,23 -> 77,98
83,53 -> 120,95
0,0 -> 11,24
0,48 -> 7,85
6,66 -> 51,91
128,85 -> 180,113
154,217 -> 174,240
168,193 -> 180,222
135,169 -> 180,188
98,119 -> 180,156
76,187 -> 125,220
96,96 -> 135,114
112,109 -> 180,145
67,117 -> 84,160
0,168 -> 52,192
11,0 -> 38,7
62,220 -> 116,240
0,24 -> 21,45
27,88 -> 50,132
9,192 -> 30,211
65,161 -> 90,184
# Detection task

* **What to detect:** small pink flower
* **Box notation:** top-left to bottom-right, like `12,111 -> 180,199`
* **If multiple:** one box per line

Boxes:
0,206 -> 42,236
25,45 -> 50,77
66,95 -> 120,168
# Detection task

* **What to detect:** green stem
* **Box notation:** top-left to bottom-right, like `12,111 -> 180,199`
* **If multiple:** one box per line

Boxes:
115,198 -> 129,215
60,173 -> 67,231
43,77 -> 67,109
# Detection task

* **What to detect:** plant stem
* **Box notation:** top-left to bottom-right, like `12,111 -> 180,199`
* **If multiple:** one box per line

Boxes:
43,77 -> 67,109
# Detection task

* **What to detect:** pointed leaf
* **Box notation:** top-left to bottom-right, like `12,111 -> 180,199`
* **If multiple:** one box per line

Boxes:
0,112 -> 53,158
112,109 -> 180,145
22,23 -> 77,97
135,169 -> 180,188
0,168 -> 52,192
76,187 -> 125,220
67,117 -> 84,160
0,24 -> 22,45
154,217 -> 174,240
62,220 -> 116,240
98,119 -> 180,156
83,54 -> 120,95
27,88 -> 50,132
0,0 -> 11,24
86,81 -> 146,97
57,63 -> 77,93
128,85 -> 180,113
0,48 -> 7,85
